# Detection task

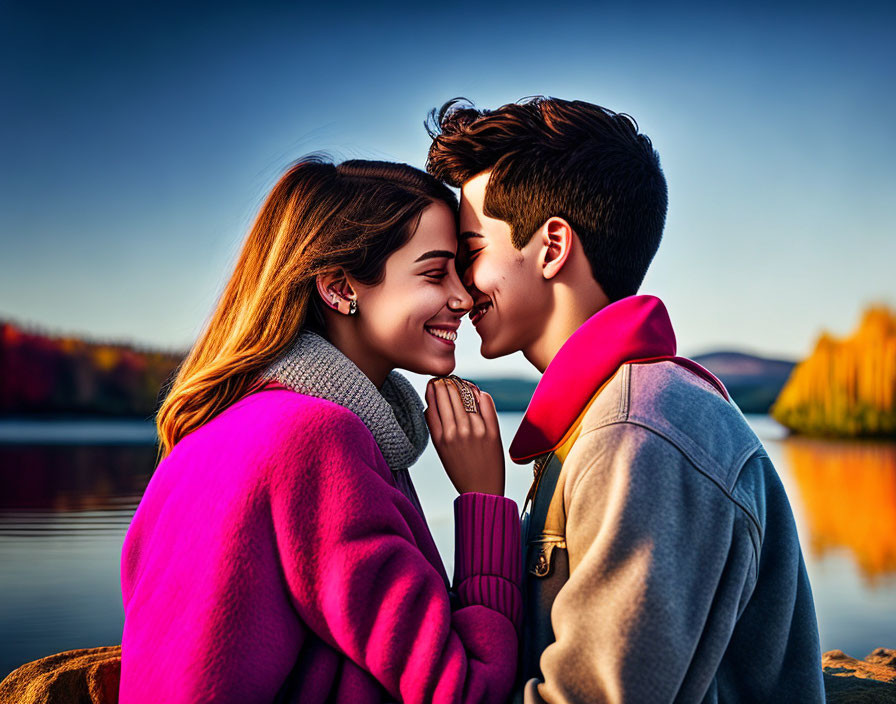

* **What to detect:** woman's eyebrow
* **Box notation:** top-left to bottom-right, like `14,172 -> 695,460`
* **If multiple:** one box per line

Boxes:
414,250 -> 456,263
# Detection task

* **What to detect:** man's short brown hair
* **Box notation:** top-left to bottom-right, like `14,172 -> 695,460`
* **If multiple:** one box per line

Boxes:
426,97 -> 667,302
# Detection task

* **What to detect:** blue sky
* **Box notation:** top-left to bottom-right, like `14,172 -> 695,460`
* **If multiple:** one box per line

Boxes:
1,0 -> 894,378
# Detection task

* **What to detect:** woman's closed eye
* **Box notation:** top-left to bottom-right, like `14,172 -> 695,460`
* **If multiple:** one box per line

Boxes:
424,269 -> 448,281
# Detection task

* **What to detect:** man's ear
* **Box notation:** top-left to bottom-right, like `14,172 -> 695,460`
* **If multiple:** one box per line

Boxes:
540,217 -> 575,280
315,269 -> 357,314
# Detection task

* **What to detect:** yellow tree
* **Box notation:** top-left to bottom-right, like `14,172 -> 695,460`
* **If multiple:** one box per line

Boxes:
772,306 -> 896,437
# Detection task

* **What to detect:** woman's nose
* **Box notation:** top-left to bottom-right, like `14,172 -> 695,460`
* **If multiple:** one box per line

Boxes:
448,273 -> 474,313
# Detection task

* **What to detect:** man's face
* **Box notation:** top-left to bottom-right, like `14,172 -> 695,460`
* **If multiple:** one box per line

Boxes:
458,171 -> 550,359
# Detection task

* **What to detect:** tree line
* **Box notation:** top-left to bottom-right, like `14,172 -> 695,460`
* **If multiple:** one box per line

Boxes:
0,321 -> 183,418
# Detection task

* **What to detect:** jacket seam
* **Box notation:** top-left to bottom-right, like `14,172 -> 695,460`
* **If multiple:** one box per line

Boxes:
618,364 -> 631,420
626,420 -> 764,546
567,421 -> 763,566
570,418 -> 762,523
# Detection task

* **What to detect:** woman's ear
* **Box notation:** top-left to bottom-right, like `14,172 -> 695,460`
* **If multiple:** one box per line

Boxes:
315,270 -> 357,315
540,217 -> 574,280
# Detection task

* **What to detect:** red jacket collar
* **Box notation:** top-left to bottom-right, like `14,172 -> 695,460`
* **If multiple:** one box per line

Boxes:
508,295 -> 728,463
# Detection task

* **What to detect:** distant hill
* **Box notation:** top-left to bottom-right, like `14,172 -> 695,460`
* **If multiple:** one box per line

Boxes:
0,321 -> 183,418
772,306 -> 896,437
692,351 -> 796,414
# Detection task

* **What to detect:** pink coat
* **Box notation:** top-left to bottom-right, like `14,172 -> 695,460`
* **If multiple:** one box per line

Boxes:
120,387 -> 521,703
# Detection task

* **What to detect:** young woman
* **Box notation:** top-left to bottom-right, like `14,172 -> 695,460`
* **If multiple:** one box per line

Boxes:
119,159 -> 521,703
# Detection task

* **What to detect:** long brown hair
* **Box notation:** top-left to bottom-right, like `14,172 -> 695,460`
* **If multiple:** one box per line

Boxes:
156,157 -> 457,457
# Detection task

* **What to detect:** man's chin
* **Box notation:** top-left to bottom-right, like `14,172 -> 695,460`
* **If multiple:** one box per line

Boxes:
479,335 -> 512,360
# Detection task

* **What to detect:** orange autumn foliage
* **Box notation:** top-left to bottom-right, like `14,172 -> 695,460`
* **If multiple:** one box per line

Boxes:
787,437 -> 896,583
0,320 -> 183,417
772,306 -> 896,437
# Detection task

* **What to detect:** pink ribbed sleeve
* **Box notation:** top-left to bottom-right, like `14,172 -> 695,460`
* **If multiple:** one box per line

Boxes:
453,492 -> 523,633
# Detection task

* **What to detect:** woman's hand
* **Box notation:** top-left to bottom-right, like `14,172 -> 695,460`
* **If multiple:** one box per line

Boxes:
424,377 -> 505,496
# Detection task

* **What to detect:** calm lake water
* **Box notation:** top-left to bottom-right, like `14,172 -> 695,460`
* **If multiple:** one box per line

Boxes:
1,413 -> 895,679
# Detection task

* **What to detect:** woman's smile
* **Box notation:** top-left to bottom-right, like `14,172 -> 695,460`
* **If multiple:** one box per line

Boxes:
425,324 -> 459,345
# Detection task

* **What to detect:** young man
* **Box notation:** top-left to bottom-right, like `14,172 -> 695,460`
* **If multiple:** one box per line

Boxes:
426,98 -> 824,703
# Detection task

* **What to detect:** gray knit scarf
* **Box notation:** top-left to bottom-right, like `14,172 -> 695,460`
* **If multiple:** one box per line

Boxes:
262,329 -> 430,473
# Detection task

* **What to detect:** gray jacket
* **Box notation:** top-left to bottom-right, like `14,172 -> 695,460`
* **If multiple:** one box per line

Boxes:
516,360 -> 825,703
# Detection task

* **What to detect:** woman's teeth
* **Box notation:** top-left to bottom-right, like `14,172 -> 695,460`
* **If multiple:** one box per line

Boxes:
425,327 -> 457,342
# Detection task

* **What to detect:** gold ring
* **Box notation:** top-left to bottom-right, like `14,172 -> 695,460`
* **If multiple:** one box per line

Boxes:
446,375 -> 479,414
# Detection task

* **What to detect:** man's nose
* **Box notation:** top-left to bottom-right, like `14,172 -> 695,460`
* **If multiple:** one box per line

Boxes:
453,284 -> 474,313
460,279 -> 486,311
461,265 -> 475,291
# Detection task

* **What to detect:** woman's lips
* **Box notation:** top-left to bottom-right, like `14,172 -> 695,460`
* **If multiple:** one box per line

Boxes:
424,326 -> 457,345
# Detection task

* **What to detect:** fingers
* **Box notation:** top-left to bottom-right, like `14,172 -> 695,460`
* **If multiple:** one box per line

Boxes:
445,379 -> 472,434
456,377 -> 481,415
453,379 -> 487,436
430,378 -> 458,440
428,377 -> 486,440
424,381 -> 442,442
436,378 -> 468,439
478,391 -> 500,438
449,377 -> 491,435
468,384 -> 485,417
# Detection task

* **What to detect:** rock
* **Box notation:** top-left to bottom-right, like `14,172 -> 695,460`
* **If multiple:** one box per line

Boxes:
867,649 -> 896,670
0,645 -> 120,704
824,648 -> 896,703
824,649 -> 896,683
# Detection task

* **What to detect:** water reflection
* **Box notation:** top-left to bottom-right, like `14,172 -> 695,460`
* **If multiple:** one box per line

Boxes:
785,437 -> 896,584
2,421 -> 896,678
0,442 -> 157,676
0,444 -> 156,514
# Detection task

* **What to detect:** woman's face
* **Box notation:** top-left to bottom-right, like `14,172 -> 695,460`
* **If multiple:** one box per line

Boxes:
351,201 -> 474,378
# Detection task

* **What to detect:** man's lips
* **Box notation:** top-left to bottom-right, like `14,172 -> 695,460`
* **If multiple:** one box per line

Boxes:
470,302 -> 492,326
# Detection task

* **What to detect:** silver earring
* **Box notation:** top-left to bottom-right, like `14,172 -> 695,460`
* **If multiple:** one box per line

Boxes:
348,299 -> 358,315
